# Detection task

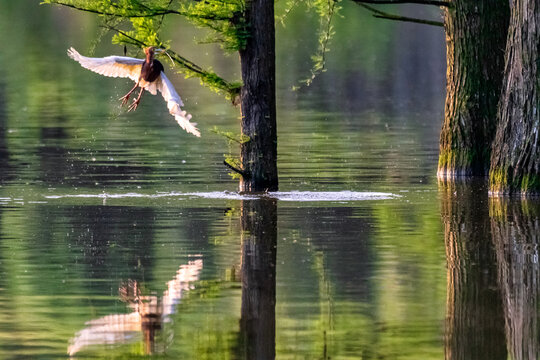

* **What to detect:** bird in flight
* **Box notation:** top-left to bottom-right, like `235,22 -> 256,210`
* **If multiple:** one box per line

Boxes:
68,47 -> 200,137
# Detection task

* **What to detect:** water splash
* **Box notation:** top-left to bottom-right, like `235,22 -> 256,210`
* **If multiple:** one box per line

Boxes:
44,190 -> 398,202
268,191 -> 398,201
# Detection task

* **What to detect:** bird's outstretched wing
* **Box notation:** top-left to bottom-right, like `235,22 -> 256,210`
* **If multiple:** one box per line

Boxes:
156,72 -> 200,137
68,47 -> 199,137
67,47 -> 143,82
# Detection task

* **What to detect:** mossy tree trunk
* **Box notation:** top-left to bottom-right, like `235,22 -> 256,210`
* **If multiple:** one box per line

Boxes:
441,181 -> 507,360
438,0 -> 509,179
489,0 -> 540,195
238,0 -> 278,193
239,199 -> 277,360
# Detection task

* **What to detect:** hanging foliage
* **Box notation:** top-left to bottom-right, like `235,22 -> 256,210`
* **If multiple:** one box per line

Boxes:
43,0 -> 245,101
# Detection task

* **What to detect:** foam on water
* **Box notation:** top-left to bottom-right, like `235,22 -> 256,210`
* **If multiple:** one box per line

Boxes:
44,190 -> 399,202
268,191 -> 398,201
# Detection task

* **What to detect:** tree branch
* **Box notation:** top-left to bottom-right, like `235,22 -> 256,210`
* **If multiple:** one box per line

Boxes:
157,0 -> 175,32
357,3 -> 444,26
45,1 -> 234,21
105,26 -> 241,99
109,27 -> 203,70
45,0 -> 241,101
43,1 -> 183,17
351,0 -> 451,7
373,13 -> 443,26
223,160 -> 249,178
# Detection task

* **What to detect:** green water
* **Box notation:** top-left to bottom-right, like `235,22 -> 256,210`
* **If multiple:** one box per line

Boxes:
0,2 -> 538,359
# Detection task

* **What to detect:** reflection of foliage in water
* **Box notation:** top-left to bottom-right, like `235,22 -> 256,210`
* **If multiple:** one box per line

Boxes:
0,1 -> 452,359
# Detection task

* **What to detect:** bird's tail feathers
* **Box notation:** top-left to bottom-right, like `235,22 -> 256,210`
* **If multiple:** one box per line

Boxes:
168,102 -> 200,137
174,114 -> 200,137
159,73 -> 199,137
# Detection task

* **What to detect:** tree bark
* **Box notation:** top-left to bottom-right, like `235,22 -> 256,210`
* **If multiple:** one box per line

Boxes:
490,198 -> 540,360
0,82 -> 11,184
438,0 -> 509,179
239,0 -> 278,193
440,181 -> 507,360
239,199 -> 277,360
489,0 -> 540,195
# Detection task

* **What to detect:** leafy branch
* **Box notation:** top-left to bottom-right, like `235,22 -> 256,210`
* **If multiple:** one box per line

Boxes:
108,26 -> 242,101
211,126 -> 250,144
43,0 -> 243,102
180,0 -> 249,52
211,126 -> 250,179
42,0 -> 183,17
296,0 -> 341,89
43,0 -> 249,51
277,0 -> 303,25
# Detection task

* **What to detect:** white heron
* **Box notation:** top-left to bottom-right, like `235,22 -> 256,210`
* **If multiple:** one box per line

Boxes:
67,47 -> 200,137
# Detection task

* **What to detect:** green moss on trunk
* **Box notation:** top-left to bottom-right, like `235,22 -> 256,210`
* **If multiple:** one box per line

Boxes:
439,148 -> 491,177
489,167 -> 510,195
438,0 -> 509,179
489,0 -> 539,197
490,168 -> 540,196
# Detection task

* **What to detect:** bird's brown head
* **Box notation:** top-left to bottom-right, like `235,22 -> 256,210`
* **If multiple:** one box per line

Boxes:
144,46 -> 155,58
144,47 -> 165,60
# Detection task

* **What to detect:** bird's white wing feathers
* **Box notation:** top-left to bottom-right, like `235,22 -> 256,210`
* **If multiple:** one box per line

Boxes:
68,47 -> 199,137
67,47 -> 143,82
156,72 -> 200,137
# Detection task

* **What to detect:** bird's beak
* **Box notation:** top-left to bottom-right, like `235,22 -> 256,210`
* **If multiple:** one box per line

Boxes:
154,48 -> 165,54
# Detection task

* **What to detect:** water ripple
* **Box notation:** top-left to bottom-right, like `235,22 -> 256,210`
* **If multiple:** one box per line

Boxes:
268,191 -> 399,201
44,190 -> 399,202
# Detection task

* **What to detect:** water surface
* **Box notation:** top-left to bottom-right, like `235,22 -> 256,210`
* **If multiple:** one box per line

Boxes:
0,2 -> 538,359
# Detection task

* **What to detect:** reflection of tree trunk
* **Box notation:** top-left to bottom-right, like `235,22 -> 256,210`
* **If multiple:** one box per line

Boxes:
491,199 -> 540,360
142,314 -> 161,355
440,181 -> 506,360
0,81 -> 11,184
239,199 -> 277,360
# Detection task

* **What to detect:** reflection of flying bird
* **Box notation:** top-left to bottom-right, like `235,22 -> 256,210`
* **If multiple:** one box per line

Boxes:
67,47 -> 200,137
67,259 -> 203,356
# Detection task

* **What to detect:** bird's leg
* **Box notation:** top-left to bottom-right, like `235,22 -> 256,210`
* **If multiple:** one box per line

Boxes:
128,88 -> 145,112
120,83 -> 139,106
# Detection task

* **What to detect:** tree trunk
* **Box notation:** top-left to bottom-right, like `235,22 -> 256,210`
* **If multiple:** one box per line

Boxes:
489,0 -> 540,195
438,0 -> 509,178
239,199 -> 277,360
441,181 -> 507,360
0,83 -> 11,184
491,198 -> 540,360
238,0 -> 278,193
